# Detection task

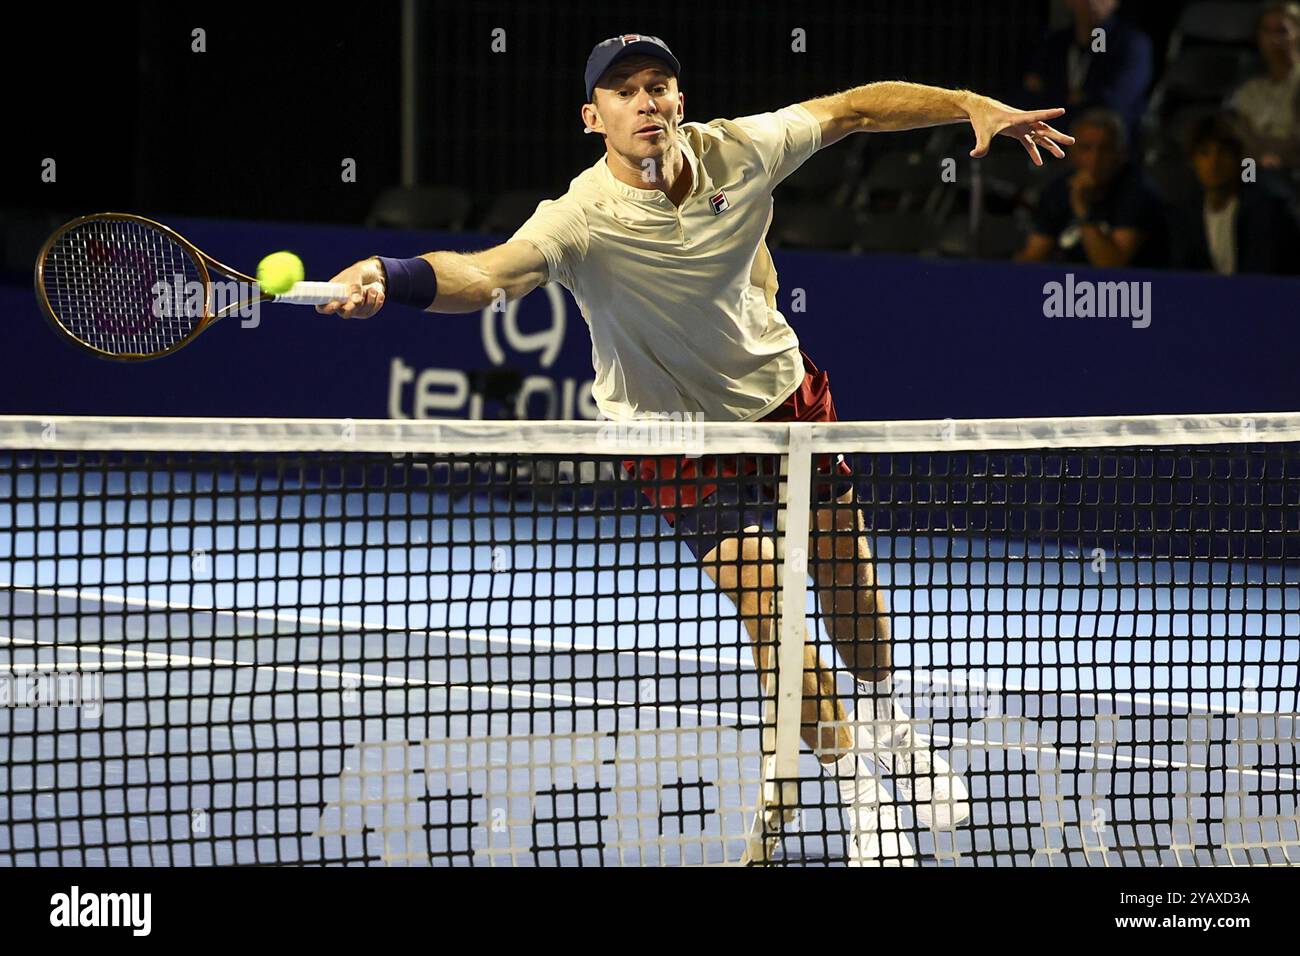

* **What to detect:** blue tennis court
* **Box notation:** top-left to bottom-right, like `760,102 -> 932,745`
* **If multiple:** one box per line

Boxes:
4,458 -> 1297,866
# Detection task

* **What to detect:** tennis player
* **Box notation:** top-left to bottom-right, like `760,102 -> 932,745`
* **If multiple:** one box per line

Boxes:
321,34 -> 1072,865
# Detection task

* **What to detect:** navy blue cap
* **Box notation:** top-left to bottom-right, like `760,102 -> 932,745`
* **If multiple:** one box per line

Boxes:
584,34 -> 681,102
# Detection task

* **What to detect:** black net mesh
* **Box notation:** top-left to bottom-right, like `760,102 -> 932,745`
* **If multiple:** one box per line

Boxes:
1,419 -> 1297,866
791,441 -> 1300,866
0,446 -> 780,866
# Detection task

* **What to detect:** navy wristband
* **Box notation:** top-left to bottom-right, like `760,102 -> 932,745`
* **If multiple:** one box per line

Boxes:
375,256 -> 439,309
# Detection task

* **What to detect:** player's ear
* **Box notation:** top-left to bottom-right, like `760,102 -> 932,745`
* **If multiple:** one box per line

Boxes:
582,100 -> 603,135
677,90 -> 684,121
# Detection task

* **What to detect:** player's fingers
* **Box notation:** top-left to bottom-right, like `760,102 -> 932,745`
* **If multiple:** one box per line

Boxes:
969,127 -> 992,158
318,271 -> 359,314
336,283 -> 362,318
1025,126 -> 1066,158
1022,134 -> 1043,166
1034,122 -> 1076,145
336,291 -> 356,319
345,286 -> 364,318
1020,107 -> 1066,123
1041,135 -> 1067,159
359,285 -> 382,317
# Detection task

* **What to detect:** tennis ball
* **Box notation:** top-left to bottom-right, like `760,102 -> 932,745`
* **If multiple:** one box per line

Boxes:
256,251 -> 305,295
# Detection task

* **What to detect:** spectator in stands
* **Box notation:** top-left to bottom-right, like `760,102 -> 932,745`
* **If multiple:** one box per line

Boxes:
1169,112 -> 1300,275
1016,108 -> 1166,268
1023,0 -> 1153,139
1228,1 -> 1300,169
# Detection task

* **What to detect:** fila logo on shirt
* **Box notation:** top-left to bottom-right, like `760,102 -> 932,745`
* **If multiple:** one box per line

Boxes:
709,189 -> 730,215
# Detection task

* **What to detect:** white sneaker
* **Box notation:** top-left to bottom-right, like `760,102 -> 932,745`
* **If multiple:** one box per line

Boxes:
853,698 -> 971,831
818,752 -> 915,866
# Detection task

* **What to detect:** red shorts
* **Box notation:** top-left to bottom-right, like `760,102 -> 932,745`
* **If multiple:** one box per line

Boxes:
621,351 -> 854,558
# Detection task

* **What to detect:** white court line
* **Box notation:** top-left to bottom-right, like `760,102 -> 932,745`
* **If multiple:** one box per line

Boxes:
3,580 -> 1285,717
917,729 -> 1300,785
890,671 -> 1296,720
0,630 -> 762,729
0,582 -> 762,727
2,581 -> 1297,783
0,580 -> 751,667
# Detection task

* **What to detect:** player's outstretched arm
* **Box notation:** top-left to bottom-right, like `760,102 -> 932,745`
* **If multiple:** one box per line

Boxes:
317,240 -> 548,319
801,81 -> 1075,165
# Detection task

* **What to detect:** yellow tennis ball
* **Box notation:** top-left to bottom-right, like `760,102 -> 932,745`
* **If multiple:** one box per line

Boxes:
256,251 -> 305,295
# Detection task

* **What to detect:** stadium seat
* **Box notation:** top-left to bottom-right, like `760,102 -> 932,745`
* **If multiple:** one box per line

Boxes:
366,185 -> 473,230
936,214 -> 1027,259
770,202 -> 858,250
856,150 -> 945,215
479,189 -> 557,235
1168,1 -> 1262,60
856,211 -> 936,254
975,151 -> 1048,201
1148,47 -> 1260,118
921,153 -> 1059,224
778,138 -> 864,207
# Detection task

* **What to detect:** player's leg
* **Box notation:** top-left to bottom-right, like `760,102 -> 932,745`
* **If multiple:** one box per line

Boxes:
809,487 -> 891,681
700,529 -> 913,866
698,527 -> 843,755
810,487 -> 971,832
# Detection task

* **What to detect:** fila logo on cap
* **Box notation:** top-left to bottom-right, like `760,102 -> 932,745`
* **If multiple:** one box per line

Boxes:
710,189 -> 731,215
620,34 -> 643,45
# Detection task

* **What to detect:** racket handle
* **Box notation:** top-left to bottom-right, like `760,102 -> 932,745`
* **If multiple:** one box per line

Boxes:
273,281 -> 351,305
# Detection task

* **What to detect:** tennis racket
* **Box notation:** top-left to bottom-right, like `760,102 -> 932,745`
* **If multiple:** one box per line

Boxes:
34,212 -> 350,361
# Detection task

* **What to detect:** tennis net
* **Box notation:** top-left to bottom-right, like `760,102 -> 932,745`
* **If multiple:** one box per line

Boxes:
1,413 -> 1298,867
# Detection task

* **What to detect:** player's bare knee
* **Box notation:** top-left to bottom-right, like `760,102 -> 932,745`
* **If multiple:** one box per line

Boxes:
700,530 -> 777,594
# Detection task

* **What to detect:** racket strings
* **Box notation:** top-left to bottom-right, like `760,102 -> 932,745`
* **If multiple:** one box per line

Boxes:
41,218 -> 206,357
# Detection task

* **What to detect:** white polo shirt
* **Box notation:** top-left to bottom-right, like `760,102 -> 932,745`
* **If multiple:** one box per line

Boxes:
510,104 -> 823,422
1230,67 -> 1300,143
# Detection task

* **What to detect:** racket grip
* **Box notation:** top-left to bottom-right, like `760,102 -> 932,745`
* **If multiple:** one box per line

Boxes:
273,282 -> 351,305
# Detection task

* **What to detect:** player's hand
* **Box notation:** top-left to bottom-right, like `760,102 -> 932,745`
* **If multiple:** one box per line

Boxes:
968,99 -> 1074,166
317,258 -> 386,319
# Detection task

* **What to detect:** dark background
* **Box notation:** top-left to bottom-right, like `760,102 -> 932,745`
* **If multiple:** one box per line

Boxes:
5,0 -> 1190,225
6,0 -> 1293,428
